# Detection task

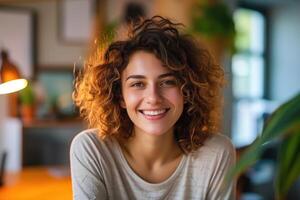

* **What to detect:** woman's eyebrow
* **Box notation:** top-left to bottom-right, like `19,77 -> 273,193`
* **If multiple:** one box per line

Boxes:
126,73 -> 175,81
126,75 -> 145,81
158,73 -> 175,79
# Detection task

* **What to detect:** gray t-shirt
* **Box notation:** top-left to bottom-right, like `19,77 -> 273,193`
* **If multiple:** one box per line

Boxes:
70,130 -> 236,200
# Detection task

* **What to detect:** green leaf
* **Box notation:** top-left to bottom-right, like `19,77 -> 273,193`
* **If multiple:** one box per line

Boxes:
260,93 -> 300,142
285,155 -> 300,191
19,82 -> 35,105
226,92 -> 300,188
275,129 -> 300,197
226,139 -> 263,180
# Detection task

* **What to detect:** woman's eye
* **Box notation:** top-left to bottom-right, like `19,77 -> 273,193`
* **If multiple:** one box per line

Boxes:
130,82 -> 144,88
160,79 -> 177,87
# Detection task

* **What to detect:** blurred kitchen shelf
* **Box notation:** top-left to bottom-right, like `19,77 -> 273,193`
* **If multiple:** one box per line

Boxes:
22,118 -> 86,129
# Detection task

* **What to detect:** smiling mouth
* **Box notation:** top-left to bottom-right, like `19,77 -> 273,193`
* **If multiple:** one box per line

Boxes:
139,108 -> 170,117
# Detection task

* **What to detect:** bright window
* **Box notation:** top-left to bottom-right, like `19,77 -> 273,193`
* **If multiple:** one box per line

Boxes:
233,8 -> 265,99
232,8 -> 267,147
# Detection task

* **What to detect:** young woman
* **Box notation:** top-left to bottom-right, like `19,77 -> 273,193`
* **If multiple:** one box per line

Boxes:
71,16 -> 235,200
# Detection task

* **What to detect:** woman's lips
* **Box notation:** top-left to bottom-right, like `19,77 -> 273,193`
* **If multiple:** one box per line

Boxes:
139,108 -> 170,120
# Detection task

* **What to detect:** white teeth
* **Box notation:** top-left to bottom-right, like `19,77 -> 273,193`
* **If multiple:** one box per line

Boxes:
142,109 -> 167,116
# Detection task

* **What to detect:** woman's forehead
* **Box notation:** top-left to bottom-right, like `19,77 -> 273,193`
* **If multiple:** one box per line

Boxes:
122,51 -> 172,77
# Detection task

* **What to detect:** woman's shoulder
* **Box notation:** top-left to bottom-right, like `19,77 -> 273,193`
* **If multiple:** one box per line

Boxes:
70,129 -> 115,157
191,133 -> 235,159
71,129 -> 100,147
187,133 -> 236,177
205,133 -> 235,152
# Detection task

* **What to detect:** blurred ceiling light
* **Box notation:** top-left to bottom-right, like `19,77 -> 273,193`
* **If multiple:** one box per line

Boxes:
0,50 -> 28,95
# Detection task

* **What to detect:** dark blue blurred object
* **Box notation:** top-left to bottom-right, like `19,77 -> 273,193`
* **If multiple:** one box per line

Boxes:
0,151 -> 7,186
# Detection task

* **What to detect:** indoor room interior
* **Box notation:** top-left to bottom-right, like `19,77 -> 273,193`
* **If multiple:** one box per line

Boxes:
0,0 -> 299,199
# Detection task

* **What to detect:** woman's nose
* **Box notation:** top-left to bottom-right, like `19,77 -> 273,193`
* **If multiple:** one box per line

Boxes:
145,85 -> 163,105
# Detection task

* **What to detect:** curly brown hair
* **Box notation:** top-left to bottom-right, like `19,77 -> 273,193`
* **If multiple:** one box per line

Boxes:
73,16 -> 225,153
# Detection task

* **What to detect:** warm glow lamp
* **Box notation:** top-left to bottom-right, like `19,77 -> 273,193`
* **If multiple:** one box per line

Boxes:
0,50 -> 28,95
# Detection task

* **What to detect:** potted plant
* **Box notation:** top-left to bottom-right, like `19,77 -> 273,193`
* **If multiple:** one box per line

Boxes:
228,93 -> 300,200
190,0 -> 235,60
19,81 -> 35,124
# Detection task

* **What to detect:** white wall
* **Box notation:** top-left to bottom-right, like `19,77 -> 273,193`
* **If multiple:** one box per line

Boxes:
3,0 -> 88,67
0,95 -> 6,150
0,95 -> 22,172
0,10 -> 33,78
34,0 -> 88,66
270,2 -> 300,102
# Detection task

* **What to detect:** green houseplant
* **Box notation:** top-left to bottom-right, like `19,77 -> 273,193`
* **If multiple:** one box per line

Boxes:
190,0 -> 235,60
228,93 -> 300,200
191,0 -> 235,39
19,81 -> 35,123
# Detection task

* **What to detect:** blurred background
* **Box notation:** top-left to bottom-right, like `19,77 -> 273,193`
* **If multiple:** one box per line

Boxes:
0,0 -> 299,199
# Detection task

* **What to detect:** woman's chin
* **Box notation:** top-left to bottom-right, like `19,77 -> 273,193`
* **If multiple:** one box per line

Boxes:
136,126 -> 173,137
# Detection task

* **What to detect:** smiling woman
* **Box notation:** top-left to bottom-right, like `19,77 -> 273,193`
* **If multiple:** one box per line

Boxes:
120,51 -> 184,137
71,16 -> 235,200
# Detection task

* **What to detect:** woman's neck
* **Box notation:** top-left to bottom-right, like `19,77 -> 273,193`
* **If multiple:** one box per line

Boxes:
121,127 -> 182,170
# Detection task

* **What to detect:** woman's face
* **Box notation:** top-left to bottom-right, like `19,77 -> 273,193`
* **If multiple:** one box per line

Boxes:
121,51 -> 184,136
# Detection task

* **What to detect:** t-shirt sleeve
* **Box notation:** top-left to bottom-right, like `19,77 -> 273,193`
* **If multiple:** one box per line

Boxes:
206,135 -> 236,200
70,131 -> 107,200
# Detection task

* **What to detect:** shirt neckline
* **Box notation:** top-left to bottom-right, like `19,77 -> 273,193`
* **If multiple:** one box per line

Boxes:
113,138 -> 187,191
